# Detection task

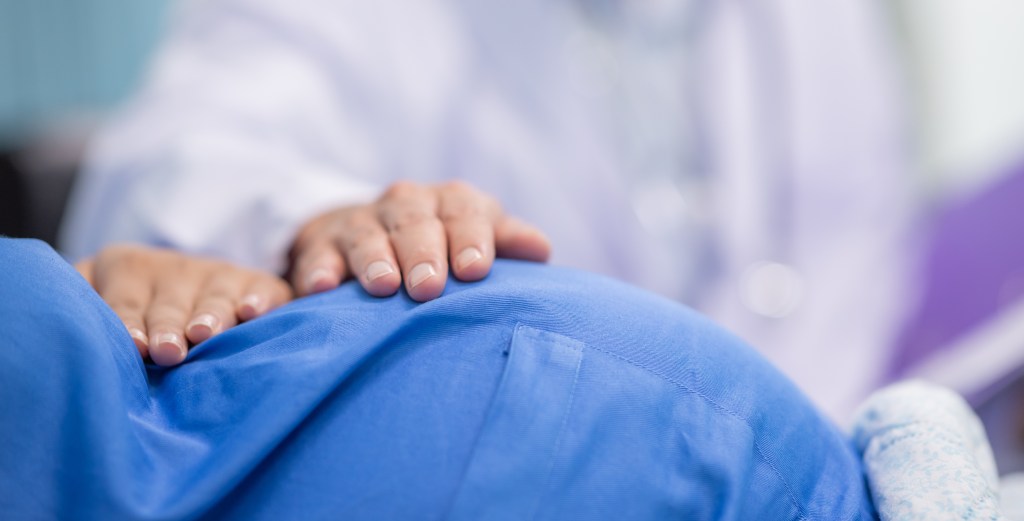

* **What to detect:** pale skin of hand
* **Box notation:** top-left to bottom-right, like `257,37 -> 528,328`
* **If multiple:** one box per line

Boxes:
289,180 -> 552,301
76,245 -> 292,367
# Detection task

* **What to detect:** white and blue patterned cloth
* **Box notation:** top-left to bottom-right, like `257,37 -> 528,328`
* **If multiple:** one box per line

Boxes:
854,380 -> 1006,521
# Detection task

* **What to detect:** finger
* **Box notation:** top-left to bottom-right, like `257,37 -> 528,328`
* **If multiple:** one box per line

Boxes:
378,182 -> 447,301
75,258 -> 95,287
146,266 -> 203,366
291,240 -> 347,297
186,267 -> 248,344
438,182 -> 499,282
92,256 -> 153,360
494,215 -> 552,262
334,208 -> 400,297
237,273 -> 293,321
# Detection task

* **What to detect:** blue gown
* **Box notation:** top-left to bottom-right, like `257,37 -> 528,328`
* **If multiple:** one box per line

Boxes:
0,239 -> 875,520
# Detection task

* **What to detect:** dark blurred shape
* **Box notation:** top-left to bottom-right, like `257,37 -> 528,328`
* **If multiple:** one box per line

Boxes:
0,152 -> 28,237
0,135 -> 83,247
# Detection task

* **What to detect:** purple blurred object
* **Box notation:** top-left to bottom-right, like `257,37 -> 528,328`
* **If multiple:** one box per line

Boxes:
891,157 -> 1024,386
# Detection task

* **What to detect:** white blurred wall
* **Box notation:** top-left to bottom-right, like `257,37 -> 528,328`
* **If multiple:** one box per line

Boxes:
895,0 -> 1024,201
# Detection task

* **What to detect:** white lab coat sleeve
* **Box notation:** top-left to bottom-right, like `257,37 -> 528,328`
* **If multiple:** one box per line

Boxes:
60,0 -> 383,273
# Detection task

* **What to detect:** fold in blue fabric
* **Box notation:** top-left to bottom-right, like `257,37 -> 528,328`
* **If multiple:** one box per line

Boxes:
0,239 -> 875,520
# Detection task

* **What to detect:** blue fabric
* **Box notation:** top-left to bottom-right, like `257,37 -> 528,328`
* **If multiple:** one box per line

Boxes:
0,238 -> 876,520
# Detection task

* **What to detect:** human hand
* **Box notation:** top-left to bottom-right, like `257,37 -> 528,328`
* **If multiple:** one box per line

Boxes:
76,245 -> 292,366
288,180 -> 551,301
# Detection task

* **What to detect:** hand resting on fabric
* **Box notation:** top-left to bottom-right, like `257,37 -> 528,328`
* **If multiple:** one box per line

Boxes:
288,180 -> 551,301
75,245 -> 292,366
76,181 -> 549,368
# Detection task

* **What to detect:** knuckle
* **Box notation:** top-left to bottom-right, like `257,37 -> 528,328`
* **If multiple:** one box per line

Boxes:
110,296 -> 147,315
382,180 -> 422,200
292,224 -> 326,253
341,225 -> 384,252
198,290 -> 235,310
208,258 -> 238,273
167,253 -> 196,274
146,302 -> 189,323
98,245 -> 147,273
292,242 -> 333,270
212,265 -> 251,286
386,209 -> 439,233
120,320 -> 144,332
440,179 -> 476,195
343,207 -> 380,228
332,209 -> 371,235
402,244 -> 441,261
293,207 -> 359,254
439,201 -> 489,222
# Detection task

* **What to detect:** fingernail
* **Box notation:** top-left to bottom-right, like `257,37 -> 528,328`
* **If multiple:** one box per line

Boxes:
127,327 -> 148,348
365,260 -> 396,283
306,267 -> 335,294
239,294 -> 265,320
187,313 -> 219,340
152,332 -> 186,366
409,263 -> 437,288
455,247 -> 483,271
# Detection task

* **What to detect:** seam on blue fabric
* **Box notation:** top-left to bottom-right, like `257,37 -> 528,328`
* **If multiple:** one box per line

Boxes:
443,326 -> 531,507
584,343 -> 818,521
523,325 -> 584,521
511,324 -> 586,520
445,323 -> 584,521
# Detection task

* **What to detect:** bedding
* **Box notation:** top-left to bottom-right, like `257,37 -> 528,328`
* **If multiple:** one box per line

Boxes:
853,381 -> 1004,521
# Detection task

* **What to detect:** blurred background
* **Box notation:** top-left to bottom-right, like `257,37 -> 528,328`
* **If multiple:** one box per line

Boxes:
3,0 -> 1024,466
894,0 -> 1024,200
3,1 -> 1024,246
4,0 -> 1024,470
0,0 -> 170,244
